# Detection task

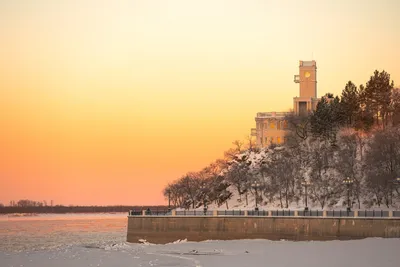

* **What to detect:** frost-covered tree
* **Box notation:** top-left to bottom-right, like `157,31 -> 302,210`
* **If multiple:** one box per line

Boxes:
307,138 -> 342,209
336,131 -> 365,208
224,154 -> 252,204
262,147 -> 298,208
364,128 -> 400,207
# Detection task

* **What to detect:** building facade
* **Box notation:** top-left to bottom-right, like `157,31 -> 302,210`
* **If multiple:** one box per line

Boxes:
252,60 -> 320,147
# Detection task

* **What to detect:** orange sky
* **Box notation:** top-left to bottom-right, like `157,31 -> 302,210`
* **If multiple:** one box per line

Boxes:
1,0 -> 399,205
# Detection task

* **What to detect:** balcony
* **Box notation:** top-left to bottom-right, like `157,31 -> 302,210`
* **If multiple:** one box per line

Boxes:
294,75 -> 300,83
256,112 -> 291,119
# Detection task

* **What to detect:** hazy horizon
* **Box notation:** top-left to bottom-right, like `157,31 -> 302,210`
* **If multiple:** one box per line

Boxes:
1,0 -> 400,205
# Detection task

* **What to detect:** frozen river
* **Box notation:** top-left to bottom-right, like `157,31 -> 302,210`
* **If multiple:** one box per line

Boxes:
0,213 -> 399,266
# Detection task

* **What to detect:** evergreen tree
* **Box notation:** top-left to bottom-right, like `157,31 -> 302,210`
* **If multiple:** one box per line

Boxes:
331,96 -> 347,127
364,70 -> 394,128
310,97 -> 331,140
310,96 -> 345,144
391,87 -> 400,126
354,84 -> 374,131
340,81 -> 360,127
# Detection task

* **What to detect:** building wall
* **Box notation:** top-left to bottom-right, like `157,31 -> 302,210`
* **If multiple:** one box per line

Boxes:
127,216 -> 400,244
255,115 -> 288,147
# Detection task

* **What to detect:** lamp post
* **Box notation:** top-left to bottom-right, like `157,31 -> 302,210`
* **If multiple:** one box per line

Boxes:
251,181 -> 260,211
343,177 -> 354,212
301,181 -> 311,212
392,177 -> 400,185
201,183 -> 208,215
168,190 -> 171,212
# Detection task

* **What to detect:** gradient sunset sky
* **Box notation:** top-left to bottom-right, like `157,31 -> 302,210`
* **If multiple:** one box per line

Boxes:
1,0 -> 399,205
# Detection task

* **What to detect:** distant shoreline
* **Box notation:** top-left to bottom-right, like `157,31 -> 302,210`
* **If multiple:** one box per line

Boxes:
0,205 -> 169,214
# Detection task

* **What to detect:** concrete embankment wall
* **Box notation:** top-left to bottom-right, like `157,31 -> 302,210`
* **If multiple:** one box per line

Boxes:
127,216 -> 400,244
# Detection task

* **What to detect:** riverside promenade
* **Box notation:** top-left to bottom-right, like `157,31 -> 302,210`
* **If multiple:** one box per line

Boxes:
127,209 -> 400,244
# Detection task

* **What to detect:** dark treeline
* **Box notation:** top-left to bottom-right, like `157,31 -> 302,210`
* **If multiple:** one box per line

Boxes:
0,203 -> 168,214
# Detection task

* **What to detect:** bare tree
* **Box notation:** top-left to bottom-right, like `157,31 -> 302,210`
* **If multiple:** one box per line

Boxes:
232,140 -> 244,152
263,147 -> 297,208
364,128 -> 400,207
308,139 -> 341,209
336,131 -> 365,208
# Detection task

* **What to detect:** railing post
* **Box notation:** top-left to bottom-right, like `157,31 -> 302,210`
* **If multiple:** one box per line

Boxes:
213,210 -> 218,217
244,210 -> 248,216
323,210 -> 327,217
142,210 -> 146,216
268,210 -> 272,216
354,210 -> 358,218
172,209 -> 176,216
294,210 -> 298,217
389,210 -> 393,217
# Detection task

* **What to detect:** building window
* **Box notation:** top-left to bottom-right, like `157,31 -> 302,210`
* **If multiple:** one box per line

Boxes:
270,121 -> 275,129
277,137 -> 281,144
265,137 -> 268,144
283,121 -> 288,129
270,137 -> 274,143
263,122 -> 268,129
277,121 -> 281,130
260,137 -> 263,144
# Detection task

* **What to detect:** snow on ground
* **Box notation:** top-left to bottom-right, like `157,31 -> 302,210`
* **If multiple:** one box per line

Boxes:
1,238 -> 399,267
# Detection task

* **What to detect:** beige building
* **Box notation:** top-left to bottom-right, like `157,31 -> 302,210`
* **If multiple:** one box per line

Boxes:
252,60 -> 320,147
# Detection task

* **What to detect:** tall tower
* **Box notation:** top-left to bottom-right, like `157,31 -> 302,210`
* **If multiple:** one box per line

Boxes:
293,60 -> 319,116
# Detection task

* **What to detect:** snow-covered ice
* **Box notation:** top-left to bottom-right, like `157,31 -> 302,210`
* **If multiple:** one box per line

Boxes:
1,213 -> 399,266
1,238 -> 400,267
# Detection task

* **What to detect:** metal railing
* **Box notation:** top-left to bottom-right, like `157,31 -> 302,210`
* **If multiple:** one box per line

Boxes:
176,210 -> 213,216
129,209 -> 400,218
217,210 -> 245,216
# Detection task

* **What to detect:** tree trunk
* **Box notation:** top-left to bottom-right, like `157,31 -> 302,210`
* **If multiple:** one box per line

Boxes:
285,187 -> 289,208
320,200 -> 325,209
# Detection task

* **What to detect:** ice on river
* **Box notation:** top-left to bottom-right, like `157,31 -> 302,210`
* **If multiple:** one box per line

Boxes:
1,238 -> 399,267
0,213 -> 399,266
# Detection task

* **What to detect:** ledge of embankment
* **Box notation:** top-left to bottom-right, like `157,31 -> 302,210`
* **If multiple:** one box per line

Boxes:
126,212 -> 400,244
